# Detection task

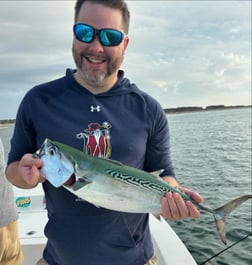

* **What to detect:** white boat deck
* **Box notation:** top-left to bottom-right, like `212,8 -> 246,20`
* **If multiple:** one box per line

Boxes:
15,186 -> 197,265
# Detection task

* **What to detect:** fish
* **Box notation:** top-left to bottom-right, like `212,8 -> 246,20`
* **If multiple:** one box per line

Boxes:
34,138 -> 252,245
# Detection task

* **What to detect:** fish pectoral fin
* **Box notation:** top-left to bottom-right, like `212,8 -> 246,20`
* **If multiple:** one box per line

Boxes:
71,176 -> 92,191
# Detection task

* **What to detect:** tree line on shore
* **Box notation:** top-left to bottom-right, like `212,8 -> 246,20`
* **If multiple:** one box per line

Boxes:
164,104 -> 251,114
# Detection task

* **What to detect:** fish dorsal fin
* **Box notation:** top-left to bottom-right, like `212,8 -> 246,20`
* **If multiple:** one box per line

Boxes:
150,169 -> 164,178
107,159 -> 124,166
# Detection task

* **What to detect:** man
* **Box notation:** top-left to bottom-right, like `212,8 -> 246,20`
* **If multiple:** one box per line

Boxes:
0,137 -> 23,265
6,1 -> 203,264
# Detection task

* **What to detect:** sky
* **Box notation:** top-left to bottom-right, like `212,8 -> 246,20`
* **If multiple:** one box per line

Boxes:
0,1 -> 251,119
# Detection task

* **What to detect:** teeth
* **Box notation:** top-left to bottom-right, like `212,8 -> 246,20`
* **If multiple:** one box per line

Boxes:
88,58 -> 104,64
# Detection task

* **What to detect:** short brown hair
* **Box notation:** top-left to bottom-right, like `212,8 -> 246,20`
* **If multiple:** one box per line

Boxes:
74,0 -> 130,34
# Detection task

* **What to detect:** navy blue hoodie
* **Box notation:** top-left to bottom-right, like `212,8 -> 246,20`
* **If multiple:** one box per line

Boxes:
8,69 -> 175,265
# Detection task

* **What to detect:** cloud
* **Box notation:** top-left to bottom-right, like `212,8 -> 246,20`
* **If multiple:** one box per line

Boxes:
0,1 -> 251,119
123,1 -> 251,108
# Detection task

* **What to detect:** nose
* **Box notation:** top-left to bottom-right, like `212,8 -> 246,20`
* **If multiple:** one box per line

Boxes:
88,35 -> 105,53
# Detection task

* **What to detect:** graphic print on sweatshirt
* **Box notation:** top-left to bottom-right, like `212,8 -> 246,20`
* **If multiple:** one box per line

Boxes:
76,121 -> 112,158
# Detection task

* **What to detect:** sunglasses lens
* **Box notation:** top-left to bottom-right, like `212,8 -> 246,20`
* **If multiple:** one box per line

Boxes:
74,24 -> 94,43
100,29 -> 123,46
73,24 -> 125,46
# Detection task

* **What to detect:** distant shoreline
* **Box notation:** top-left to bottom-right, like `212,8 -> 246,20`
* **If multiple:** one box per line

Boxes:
0,105 -> 251,125
164,104 -> 251,114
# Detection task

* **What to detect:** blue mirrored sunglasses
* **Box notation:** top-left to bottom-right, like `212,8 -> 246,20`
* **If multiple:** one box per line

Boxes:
73,23 -> 126,47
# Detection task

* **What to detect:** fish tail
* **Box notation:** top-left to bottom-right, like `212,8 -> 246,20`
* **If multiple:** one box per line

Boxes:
213,195 -> 252,244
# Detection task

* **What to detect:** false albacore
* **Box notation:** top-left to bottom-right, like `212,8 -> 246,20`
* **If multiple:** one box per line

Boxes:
34,138 -> 252,245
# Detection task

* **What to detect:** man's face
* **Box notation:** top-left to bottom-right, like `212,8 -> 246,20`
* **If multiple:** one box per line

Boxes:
72,2 -> 129,91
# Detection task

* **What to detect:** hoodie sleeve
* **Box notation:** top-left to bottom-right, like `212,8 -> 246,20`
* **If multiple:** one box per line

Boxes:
144,99 -> 176,178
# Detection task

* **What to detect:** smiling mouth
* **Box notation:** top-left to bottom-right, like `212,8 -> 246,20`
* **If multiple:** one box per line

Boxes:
86,57 -> 106,64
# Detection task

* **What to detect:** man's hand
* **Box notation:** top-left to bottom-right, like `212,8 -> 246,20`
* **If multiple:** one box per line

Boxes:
161,187 -> 203,220
19,154 -> 45,186
6,154 -> 46,188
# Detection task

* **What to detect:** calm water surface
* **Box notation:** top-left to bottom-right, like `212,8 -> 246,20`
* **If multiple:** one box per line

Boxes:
167,108 -> 252,265
1,108 -> 251,265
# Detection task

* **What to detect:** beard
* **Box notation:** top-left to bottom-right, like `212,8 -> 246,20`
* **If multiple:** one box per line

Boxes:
72,45 -> 124,86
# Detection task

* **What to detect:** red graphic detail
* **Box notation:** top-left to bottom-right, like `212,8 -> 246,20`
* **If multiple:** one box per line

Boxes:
76,122 -> 111,158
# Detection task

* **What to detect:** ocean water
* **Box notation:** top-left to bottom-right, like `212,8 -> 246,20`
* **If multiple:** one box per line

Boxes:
167,108 -> 252,265
1,108 -> 251,265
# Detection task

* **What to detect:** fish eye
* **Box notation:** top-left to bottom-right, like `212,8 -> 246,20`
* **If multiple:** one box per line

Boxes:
49,146 -> 57,156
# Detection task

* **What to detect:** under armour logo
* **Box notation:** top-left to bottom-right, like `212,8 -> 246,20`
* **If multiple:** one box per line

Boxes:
90,105 -> 101,112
